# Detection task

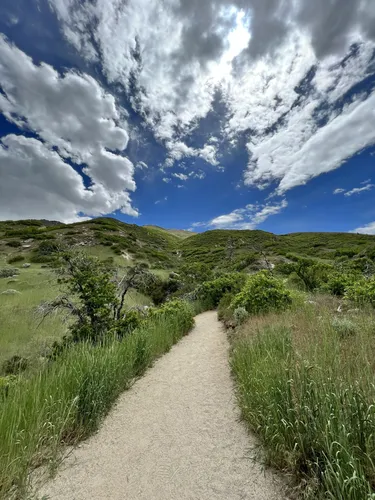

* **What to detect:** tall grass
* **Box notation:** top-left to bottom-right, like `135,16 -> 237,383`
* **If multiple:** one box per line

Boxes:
0,302 -> 194,499
230,299 -> 375,499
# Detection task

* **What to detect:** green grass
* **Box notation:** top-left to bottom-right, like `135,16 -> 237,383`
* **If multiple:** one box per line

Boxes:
0,265 -> 66,366
0,302 -> 194,499
0,263 -> 152,370
230,298 -> 375,499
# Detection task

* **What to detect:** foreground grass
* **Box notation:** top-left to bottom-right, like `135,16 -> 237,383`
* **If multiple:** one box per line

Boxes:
0,302 -> 195,499
230,296 -> 375,499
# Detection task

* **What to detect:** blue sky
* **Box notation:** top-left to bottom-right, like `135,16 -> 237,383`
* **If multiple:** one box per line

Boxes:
0,0 -> 375,234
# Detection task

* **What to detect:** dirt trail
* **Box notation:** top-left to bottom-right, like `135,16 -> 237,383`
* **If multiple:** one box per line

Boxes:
39,311 -> 286,500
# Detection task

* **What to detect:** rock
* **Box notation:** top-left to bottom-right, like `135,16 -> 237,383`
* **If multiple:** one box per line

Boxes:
7,279 -> 19,284
169,272 -> 180,279
22,263 -> 31,268
1,289 -> 21,295
22,244 -> 31,249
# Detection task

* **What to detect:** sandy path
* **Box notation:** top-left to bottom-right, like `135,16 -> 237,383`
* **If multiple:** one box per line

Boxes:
39,311 -> 286,500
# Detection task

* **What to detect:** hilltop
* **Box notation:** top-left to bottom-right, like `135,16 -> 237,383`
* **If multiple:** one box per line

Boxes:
1,218 -> 375,272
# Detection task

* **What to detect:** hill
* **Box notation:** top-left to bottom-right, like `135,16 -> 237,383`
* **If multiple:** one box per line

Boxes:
1,218 -> 375,272
179,229 -> 375,267
144,225 -> 195,240
0,218 -> 180,270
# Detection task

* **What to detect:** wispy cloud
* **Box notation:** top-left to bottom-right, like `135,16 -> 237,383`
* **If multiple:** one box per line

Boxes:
333,182 -> 374,197
191,200 -> 287,231
154,196 -> 168,205
172,173 -> 189,181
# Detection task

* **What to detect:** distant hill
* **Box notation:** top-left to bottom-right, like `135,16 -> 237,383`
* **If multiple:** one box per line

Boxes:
1,217 -> 375,271
144,225 -> 195,240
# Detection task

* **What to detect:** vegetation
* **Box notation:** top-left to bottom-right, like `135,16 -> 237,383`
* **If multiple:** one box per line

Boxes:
0,301 -> 194,498
230,271 -> 292,314
230,300 -> 375,499
2,217 -> 375,498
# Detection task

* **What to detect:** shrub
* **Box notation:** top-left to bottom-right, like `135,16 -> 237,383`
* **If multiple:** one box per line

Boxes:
331,317 -> 357,338
345,277 -> 375,307
231,271 -> 292,315
233,307 -> 249,326
2,356 -> 28,375
37,240 -> 60,256
325,272 -> 359,296
6,240 -> 21,248
7,255 -> 25,264
195,273 -> 247,308
217,292 -> 236,322
0,268 -> 19,279
179,262 -> 213,283
115,310 -> 144,338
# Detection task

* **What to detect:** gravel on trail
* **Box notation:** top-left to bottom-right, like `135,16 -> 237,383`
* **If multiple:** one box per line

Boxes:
39,311 -> 287,500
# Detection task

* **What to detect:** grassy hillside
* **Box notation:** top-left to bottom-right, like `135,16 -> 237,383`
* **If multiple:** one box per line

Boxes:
1,217 -> 375,367
144,225 -> 195,240
180,229 -> 375,266
0,217 -> 180,270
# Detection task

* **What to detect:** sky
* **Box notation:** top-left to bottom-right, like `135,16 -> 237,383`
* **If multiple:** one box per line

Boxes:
0,0 -> 375,234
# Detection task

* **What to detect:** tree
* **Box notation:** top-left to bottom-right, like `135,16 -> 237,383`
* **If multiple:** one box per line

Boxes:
43,252 -> 152,344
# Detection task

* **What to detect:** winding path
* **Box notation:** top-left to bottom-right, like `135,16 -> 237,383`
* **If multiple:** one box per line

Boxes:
39,312 -> 286,500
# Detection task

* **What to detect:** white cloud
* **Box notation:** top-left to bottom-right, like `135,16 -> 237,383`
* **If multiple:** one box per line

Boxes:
0,36 -> 137,220
48,0 -> 375,191
333,182 -> 374,196
0,135 -> 136,222
189,171 -> 206,180
193,199 -> 287,230
136,161 -> 148,170
244,85 -> 375,193
172,173 -> 189,181
162,177 -> 172,183
345,183 -> 374,196
351,221 -> 375,235
155,196 -> 168,205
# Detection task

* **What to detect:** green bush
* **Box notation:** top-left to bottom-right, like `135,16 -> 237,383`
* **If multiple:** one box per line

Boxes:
325,272 -> 359,296
345,277 -> 375,307
195,273 -> 247,308
6,240 -> 21,248
7,255 -> 25,264
2,356 -> 28,375
231,271 -> 292,315
276,258 -> 331,292
217,292 -> 236,323
0,268 -> 19,279
233,307 -> 249,326
115,310 -> 144,338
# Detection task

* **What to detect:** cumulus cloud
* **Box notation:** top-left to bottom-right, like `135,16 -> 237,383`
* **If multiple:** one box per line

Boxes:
192,199 -> 287,230
47,0 -> 375,195
0,135 -> 136,222
352,221 -> 375,235
333,188 -> 346,195
0,35 -> 137,220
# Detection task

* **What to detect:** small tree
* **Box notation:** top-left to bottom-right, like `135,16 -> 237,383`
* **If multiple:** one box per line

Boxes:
53,252 -> 119,343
